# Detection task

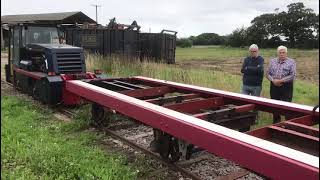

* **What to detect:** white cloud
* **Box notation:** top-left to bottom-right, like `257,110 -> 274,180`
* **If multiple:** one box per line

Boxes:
1,0 -> 319,38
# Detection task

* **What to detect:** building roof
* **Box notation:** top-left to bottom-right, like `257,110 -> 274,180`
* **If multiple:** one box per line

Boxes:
1,11 -> 96,25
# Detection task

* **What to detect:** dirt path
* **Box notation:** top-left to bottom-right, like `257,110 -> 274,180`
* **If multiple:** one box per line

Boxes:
1,53 -> 16,96
176,56 -> 319,84
1,53 -> 8,81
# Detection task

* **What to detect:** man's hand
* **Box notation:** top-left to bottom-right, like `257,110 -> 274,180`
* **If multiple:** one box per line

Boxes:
272,79 -> 283,86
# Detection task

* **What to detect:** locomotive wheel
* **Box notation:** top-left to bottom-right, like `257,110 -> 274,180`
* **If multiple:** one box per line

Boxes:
35,78 -> 49,104
32,80 -> 41,101
27,78 -> 35,96
91,103 -> 110,127
13,71 -> 17,87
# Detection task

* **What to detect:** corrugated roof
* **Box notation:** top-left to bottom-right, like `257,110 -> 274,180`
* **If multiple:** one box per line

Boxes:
1,11 -> 96,24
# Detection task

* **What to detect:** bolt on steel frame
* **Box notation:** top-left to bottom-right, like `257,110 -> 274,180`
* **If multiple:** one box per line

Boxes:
65,76 -> 319,179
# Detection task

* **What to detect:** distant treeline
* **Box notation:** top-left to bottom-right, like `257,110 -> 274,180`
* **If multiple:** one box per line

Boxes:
177,2 -> 319,49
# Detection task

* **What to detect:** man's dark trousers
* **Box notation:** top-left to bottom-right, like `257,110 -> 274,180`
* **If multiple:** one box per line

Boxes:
270,82 -> 293,123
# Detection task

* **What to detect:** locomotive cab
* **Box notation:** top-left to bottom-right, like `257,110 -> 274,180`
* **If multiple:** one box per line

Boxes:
4,23 -> 87,105
5,25 -> 65,82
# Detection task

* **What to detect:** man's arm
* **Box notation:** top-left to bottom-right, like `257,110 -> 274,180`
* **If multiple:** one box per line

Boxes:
266,60 -> 274,81
260,58 -> 265,76
280,61 -> 296,83
245,57 -> 264,74
246,65 -> 263,73
241,58 -> 247,73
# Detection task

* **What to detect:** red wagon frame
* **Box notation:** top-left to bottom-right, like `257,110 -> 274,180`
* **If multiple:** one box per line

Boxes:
66,76 -> 319,179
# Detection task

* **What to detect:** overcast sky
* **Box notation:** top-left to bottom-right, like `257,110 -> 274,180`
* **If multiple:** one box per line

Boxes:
1,0 -> 319,38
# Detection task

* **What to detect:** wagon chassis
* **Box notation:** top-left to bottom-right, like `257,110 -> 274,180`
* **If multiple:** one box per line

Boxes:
64,76 -> 319,179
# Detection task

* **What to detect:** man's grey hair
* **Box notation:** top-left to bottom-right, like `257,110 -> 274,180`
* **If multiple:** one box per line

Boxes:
277,45 -> 288,53
249,44 -> 259,51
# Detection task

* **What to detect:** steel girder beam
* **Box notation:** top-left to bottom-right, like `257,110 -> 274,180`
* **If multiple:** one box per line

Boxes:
112,80 -> 148,89
102,81 -> 136,90
288,115 -> 317,126
247,115 -> 317,138
279,121 -> 319,137
233,104 -> 256,113
192,104 -> 256,119
131,77 -> 319,155
145,93 -> 200,105
132,76 -> 319,118
163,97 -> 224,113
269,125 -> 318,142
121,86 -> 173,98
66,79 -> 319,179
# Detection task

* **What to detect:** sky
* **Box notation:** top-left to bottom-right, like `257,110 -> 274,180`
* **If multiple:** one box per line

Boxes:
1,0 -> 319,38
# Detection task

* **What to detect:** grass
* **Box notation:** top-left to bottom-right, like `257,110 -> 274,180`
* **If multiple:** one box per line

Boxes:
175,46 -> 319,61
175,46 -> 319,83
1,96 -> 141,179
85,53 -> 319,106
1,48 -> 8,53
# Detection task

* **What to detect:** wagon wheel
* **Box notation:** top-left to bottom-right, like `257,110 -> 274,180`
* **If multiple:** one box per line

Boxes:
91,103 -> 109,127
150,129 -> 181,162
150,129 -> 170,157
185,144 -> 194,160
158,134 -> 171,159
158,136 -> 180,162
168,138 -> 181,162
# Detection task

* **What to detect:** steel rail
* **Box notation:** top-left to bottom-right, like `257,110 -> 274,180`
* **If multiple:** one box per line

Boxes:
60,106 -> 250,180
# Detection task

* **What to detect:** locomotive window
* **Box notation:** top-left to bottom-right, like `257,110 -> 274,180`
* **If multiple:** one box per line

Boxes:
25,26 -> 59,44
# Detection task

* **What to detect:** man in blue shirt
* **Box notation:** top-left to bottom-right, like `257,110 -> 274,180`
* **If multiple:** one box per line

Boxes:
240,44 -> 264,96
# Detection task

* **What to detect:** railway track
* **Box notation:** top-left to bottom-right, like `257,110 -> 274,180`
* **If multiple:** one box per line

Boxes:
1,79 -> 261,180
4,77 -> 319,179
64,108 -> 259,180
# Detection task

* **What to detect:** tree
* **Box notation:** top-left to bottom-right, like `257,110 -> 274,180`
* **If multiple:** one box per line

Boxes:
191,33 -> 225,45
246,13 -> 278,47
275,2 -> 318,48
244,2 -> 318,48
176,38 -> 193,48
226,27 -> 248,47
181,2 -> 318,49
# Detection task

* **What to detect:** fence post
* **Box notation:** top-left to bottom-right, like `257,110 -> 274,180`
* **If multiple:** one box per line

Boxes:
1,27 -> 4,50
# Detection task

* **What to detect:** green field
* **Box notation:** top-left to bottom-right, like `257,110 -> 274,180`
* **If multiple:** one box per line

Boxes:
175,46 -> 319,61
86,48 -> 319,128
1,96 -> 143,179
86,51 -> 319,107
175,46 -> 319,83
